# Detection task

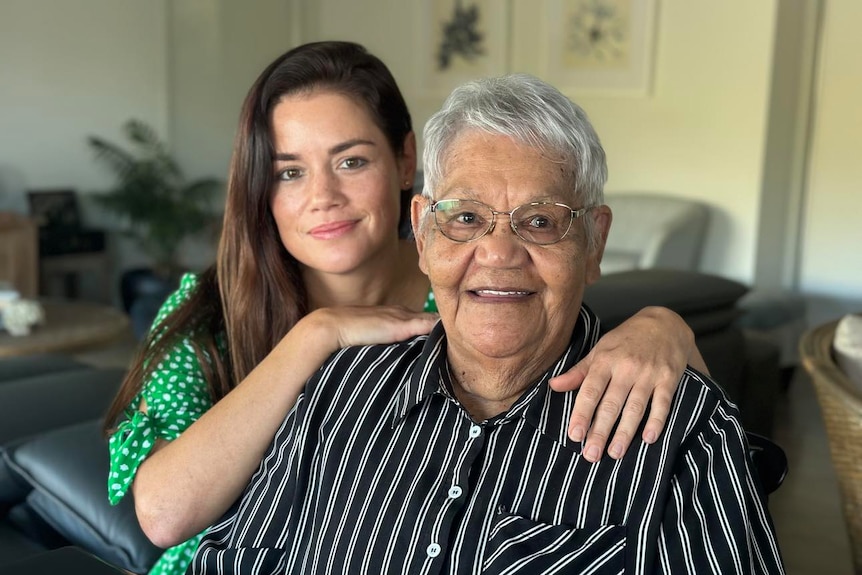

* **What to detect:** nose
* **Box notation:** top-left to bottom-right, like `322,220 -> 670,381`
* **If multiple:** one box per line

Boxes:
474,213 -> 529,267
308,169 -> 344,209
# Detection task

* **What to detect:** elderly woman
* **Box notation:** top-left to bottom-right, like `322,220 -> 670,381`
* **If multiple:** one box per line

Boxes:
191,75 -> 783,574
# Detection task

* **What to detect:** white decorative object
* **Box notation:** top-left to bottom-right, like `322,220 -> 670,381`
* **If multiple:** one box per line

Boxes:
834,313 -> 862,392
1,298 -> 45,336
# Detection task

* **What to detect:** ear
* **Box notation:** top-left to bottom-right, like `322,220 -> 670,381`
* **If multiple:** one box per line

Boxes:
400,131 -> 418,188
411,194 -> 430,275
585,204 -> 612,285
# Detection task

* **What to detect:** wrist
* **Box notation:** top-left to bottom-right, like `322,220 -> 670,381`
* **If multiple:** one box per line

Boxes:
292,309 -> 342,353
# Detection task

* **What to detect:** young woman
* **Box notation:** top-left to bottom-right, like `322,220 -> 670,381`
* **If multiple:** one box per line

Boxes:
104,41 -> 706,575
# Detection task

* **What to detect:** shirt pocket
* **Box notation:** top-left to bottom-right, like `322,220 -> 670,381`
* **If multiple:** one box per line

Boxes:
482,512 -> 626,574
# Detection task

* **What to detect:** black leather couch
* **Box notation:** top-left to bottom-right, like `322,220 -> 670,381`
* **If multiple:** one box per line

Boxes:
0,269 -> 783,573
0,356 -> 160,573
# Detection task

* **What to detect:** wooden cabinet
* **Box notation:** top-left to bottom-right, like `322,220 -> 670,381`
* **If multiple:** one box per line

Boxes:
0,212 -> 38,298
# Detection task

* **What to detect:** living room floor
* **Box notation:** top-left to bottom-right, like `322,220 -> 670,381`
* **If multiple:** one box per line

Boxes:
73,338 -> 855,574
770,368 -> 854,574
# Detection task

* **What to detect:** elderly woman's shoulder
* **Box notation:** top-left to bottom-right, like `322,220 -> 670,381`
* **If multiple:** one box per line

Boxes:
672,367 -> 744,429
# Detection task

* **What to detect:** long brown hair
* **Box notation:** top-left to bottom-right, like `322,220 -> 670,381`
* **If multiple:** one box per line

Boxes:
103,41 -> 413,434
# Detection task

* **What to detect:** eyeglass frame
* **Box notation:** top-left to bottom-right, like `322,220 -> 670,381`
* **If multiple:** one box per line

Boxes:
429,198 -> 592,245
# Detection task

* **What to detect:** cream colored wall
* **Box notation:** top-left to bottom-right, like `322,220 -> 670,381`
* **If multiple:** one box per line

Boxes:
167,0 -> 301,182
0,0 -> 168,213
158,0 -> 303,269
800,0 -> 862,310
309,0 -> 778,283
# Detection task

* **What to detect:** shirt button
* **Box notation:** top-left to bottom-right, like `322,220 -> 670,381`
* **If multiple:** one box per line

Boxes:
469,424 -> 482,438
427,542 -> 441,557
448,485 -> 463,499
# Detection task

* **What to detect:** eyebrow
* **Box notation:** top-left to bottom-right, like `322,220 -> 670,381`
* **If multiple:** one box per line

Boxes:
272,138 -> 377,162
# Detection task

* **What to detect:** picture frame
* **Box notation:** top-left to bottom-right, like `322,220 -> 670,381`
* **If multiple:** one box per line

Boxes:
540,0 -> 658,97
415,0 -> 510,98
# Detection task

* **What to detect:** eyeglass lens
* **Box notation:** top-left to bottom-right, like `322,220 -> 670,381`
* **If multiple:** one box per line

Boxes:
433,199 -> 575,245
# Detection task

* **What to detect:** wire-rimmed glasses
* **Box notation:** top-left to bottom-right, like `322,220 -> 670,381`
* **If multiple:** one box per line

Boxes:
430,199 -> 590,245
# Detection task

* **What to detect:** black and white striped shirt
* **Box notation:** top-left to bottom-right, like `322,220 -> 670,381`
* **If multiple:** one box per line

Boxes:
191,307 -> 784,574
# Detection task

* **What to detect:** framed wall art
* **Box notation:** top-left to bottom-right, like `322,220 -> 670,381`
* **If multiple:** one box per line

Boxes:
415,0 -> 510,97
540,0 -> 658,96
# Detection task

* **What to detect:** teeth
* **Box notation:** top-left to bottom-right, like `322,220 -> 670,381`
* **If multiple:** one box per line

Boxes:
476,289 -> 529,296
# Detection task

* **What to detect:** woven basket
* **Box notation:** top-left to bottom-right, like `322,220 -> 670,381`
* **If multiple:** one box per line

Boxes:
800,319 -> 862,574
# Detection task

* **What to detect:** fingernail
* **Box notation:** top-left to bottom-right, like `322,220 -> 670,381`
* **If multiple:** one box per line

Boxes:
609,443 -> 622,459
585,445 -> 600,462
645,431 -> 657,444
569,425 -> 585,442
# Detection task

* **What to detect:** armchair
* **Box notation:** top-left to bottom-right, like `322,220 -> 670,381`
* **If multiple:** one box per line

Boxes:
602,193 -> 710,273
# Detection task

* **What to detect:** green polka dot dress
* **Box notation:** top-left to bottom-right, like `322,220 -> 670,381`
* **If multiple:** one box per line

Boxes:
108,274 -> 213,575
108,273 -> 437,575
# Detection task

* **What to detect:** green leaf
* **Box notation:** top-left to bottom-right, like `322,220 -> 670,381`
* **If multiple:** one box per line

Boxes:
86,119 -> 224,271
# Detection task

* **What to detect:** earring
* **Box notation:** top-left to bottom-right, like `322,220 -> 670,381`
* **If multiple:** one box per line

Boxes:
403,180 -> 411,188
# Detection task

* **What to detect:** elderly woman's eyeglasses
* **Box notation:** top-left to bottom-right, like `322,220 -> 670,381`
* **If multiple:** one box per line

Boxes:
430,199 -> 590,245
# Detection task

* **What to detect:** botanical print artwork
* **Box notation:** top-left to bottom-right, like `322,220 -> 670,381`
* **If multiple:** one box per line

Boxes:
437,0 -> 485,70
563,0 -> 631,69
419,0 -> 507,96
542,0 -> 656,95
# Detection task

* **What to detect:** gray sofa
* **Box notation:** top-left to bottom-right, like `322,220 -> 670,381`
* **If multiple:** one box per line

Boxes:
0,269 -> 783,573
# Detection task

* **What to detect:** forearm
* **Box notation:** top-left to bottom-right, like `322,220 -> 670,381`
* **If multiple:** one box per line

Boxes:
131,313 -> 337,547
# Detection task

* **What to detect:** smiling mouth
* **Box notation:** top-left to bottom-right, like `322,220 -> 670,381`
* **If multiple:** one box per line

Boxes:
308,220 -> 357,238
471,289 -> 535,298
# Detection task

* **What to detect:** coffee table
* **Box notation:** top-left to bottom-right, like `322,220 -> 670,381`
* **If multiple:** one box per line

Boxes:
0,300 -> 131,358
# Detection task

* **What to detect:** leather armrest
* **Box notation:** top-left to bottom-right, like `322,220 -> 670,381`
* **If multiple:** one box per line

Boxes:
1,420 -> 161,574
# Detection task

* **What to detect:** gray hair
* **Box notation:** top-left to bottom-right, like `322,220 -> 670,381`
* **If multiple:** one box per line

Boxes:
421,73 -> 607,246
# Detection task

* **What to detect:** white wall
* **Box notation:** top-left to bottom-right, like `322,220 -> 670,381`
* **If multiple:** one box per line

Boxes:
0,0 -> 168,212
167,0 -> 300,182
0,0 -> 169,284
799,0 -> 862,321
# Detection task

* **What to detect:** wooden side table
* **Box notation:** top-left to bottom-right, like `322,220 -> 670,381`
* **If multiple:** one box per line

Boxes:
0,300 -> 130,358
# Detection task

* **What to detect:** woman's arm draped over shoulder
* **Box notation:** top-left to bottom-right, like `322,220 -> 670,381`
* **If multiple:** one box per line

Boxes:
551,306 -> 708,463
129,306 -> 436,548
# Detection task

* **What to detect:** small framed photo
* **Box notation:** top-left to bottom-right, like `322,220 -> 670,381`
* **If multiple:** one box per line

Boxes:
415,0 -> 510,98
541,0 -> 658,97
27,189 -> 81,230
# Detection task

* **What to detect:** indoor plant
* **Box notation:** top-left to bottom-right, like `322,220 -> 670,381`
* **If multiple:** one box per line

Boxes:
87,119 -> 223,314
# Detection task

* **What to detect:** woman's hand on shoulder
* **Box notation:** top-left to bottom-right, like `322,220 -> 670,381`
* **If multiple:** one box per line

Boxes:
306,306 -> 439,349
549,306 -> 707,463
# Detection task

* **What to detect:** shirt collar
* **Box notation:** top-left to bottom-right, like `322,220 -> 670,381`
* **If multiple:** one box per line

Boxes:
393,306 -> 602,453
393,320 -> 448,422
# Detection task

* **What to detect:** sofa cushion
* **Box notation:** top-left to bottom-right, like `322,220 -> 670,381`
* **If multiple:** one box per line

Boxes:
0,521 -> 46,566
834,313 -> 862,392
584,269 -> 748,332
0,354 -> 90,384
0,367 -> 125,445
1,419 -> 161,574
